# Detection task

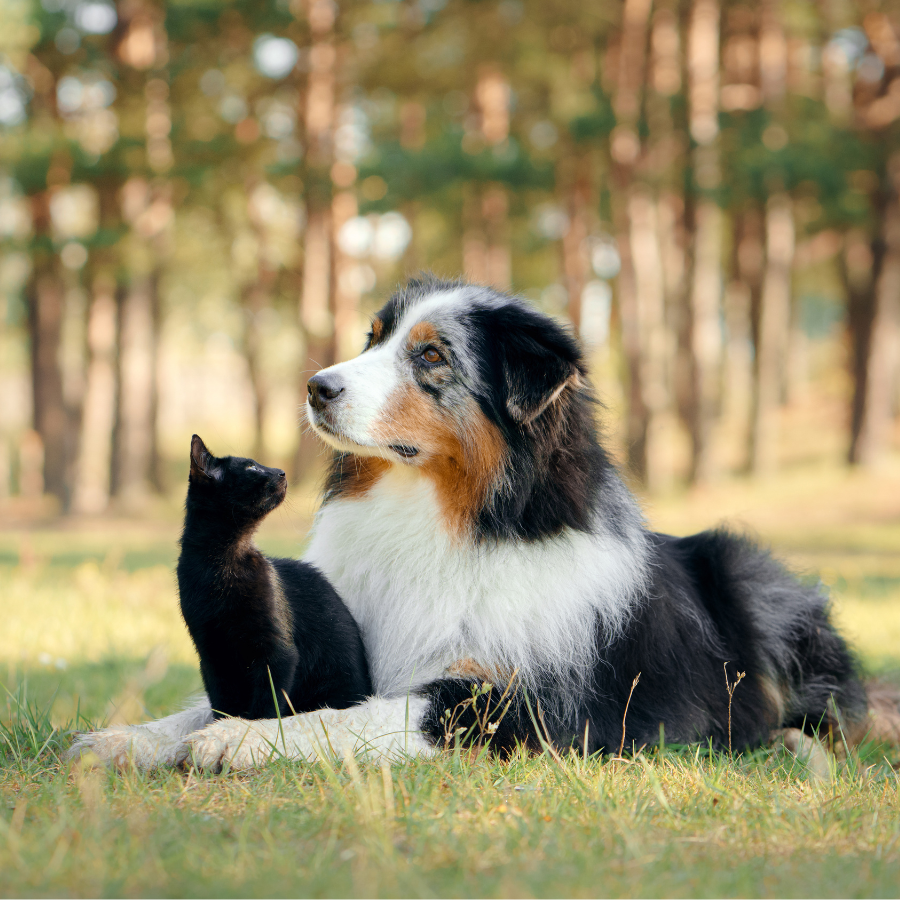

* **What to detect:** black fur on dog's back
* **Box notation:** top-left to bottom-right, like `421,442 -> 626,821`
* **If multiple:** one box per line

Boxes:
421,528 -> 867,755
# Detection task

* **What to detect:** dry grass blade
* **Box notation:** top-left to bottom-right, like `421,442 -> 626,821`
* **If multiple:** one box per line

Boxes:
617,672 -> 641,760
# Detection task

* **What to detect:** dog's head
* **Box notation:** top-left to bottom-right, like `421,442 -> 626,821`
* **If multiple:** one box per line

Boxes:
306,277 -> 596,537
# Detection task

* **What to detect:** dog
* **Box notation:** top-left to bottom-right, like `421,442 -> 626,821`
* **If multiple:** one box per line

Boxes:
72,277 -> 884,771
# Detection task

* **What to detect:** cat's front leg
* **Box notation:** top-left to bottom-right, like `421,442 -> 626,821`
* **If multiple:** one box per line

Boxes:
67,698 -> 214,769
184,695 -> 437,771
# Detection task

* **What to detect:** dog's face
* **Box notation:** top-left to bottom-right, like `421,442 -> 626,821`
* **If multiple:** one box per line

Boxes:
306,279 -> 585,532
307,286 -> 484,464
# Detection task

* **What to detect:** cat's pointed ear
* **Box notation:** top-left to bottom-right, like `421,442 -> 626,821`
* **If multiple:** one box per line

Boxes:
190,434 -> 216,481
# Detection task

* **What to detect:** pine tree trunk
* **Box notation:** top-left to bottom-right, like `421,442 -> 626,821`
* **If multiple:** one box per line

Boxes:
561,175 -> 590,333
242,280 -> 270,463
723,212 -> 757,439
483,186 -> 511,290
113,278 -> 156,505
685,0 -> 723,484
27,266 -> 68,505
294,0 -> 338,481
27,192 -> 69,505
629,187 -> 670,490
687,195 -> 723,482
611,0 -> 654,481
749,192 -> 794,475
72,276 -> 119,513
333,189 -> 362,363
853,161 -> 900,465
462,188 -> 488,284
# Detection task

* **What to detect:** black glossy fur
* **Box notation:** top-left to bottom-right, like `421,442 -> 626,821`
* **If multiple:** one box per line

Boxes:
360,278 -> 868,756
177,435 -> 371,720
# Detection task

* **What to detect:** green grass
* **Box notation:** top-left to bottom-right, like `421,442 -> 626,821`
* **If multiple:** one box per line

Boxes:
2,461 -> 900,897
1,691 -> 899,898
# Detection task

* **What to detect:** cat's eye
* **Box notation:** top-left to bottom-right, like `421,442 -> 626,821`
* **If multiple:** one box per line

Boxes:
246,464 -> 259,472
421,347 -> 442,365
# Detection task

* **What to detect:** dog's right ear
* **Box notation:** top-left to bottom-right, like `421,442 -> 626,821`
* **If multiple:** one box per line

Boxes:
190,434 -> 216,482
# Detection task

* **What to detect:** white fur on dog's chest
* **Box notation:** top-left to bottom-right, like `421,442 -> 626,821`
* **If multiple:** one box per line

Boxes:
303,468 -> 646,696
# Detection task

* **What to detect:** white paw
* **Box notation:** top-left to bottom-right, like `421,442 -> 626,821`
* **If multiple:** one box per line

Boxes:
67,727 -> 190,770
772,727 -> 833,780
184,718 -> 280,772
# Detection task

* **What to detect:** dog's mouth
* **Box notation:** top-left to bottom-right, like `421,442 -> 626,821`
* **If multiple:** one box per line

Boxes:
389,444 -> 419,459
307,407 -> 419,460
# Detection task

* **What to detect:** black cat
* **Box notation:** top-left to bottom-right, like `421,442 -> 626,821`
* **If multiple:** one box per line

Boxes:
177,435 -> 372,720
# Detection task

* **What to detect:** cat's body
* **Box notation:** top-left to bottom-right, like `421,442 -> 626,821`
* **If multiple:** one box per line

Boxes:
177,435 -> 372,720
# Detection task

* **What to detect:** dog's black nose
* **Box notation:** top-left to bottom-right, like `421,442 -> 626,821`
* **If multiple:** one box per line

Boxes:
307,373 -> 344,412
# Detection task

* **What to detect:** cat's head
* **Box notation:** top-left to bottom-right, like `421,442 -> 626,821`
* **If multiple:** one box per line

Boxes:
187,434 -> 287,520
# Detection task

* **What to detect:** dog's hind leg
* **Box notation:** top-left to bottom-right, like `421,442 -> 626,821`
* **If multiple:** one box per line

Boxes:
67,697 -> 214,769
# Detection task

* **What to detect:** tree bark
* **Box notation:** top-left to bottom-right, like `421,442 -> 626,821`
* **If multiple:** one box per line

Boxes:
27,192 -> 69,505
723,211 -> 759,441
853,159 -> 900,465
749,192 -> 794,475
629,187 -> 670,490
611,0 -> 655,482
294,0 -> 339,481
685,0 -> 723,484
561,172 -> 591,333
72,275 -> 119,514
333,188 -> 362,363
113,278 -> 156,505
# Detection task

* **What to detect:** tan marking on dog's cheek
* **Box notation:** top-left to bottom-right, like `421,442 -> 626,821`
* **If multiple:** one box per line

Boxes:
373,386 -> 504,536
370,317 -> 384,346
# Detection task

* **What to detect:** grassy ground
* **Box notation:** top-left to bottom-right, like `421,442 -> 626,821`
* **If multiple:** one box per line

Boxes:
1,459 -> 899,897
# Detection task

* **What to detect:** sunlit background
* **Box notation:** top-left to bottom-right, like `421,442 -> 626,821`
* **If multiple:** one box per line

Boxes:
0,0 -> 899,713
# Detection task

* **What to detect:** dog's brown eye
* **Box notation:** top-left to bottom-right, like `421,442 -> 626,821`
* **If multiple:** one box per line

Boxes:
422,347 -> 442,364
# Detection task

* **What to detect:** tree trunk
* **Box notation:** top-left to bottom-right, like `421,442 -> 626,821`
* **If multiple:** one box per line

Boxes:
333,188 -> 362,363
294,0 -> 339,481
72,275 -> 119,513
853,161 -> 900,465
561,175 -> 591,333
483,186 -> 511,290
685,0 -> 723,484
723,213 -> 756,438
462,188 -> 489,284
27,192 -> 69,505
749,192 -> 794,475
629,187 -> 670,490
611,0 -> 654,481
242,281 -> 269,463
147,267 -> 164,493
113,278 -> 156,505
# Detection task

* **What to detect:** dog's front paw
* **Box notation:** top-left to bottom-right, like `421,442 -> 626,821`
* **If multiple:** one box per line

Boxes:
67,727 -> 133,767
184,718 -> 278,772
67,727 -> 190,770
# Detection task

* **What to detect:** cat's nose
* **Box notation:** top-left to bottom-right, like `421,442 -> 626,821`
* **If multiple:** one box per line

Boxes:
307,373 -> 345,412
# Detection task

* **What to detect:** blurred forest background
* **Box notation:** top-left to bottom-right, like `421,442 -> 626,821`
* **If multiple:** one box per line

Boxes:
1,0 -> 900,517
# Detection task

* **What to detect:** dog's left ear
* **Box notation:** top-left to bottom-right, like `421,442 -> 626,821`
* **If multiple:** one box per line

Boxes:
497,310 -> 582,425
